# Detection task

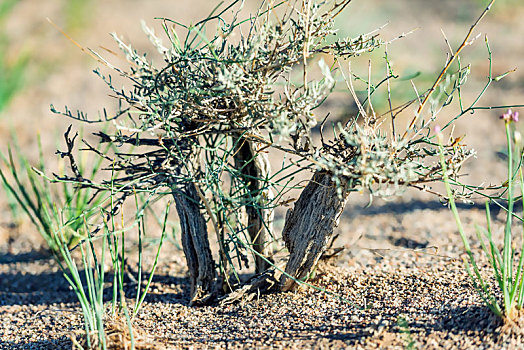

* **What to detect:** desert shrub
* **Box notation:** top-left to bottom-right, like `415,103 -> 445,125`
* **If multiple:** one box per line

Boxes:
50,0 -> 507,306
2,0 -> 519,345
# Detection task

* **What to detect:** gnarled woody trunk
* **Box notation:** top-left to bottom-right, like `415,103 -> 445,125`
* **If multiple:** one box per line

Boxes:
172,140 -> 349,303
222,170 -> 351,304
172,182 -> 216,305
234,135 -> 274,274
280,171 -> 350,290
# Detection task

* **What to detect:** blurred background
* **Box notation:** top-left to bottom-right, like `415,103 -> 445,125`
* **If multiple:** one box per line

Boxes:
0,0 -> 522,248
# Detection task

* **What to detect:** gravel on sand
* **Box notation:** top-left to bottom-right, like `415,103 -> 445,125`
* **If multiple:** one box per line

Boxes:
1,203 -> 524,349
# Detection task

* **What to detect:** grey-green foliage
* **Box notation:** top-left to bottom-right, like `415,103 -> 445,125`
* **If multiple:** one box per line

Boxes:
53,0 -> 476,275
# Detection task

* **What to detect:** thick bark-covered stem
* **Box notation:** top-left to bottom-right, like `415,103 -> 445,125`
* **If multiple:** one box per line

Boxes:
173,182 -> 216,305
234,136 -> 274,274
281,171 -> 350,290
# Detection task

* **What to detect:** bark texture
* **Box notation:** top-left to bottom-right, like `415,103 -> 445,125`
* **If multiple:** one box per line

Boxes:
234,136 -> 274,274
281,171 -> 350,290
173,182 -> 216,305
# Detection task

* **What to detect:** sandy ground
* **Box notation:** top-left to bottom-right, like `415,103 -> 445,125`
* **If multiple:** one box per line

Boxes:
1,203 -> 524,349
1,0 -> 524,349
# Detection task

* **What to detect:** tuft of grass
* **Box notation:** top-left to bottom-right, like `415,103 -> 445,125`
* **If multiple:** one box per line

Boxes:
440,108 -> 524,320
0,122 -> 174,345
57,216 -> 107,349
0,130 -> 106,254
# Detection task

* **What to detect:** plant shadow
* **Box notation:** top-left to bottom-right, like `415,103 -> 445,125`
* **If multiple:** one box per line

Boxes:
345,198 -> 521,218
0,338 -> 72,350
122,273 -> 191,305
421,305 -> 503,334
0,251 -> 194,307
0,250 -> 50,264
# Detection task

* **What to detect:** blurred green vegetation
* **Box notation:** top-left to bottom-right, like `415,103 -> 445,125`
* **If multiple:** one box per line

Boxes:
64,0 -> 93,33
0,0 -> 93,115
0,0 -> 28,114
0,0 -> 18,19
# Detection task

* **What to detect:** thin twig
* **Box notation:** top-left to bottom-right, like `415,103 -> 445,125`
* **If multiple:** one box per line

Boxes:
402,0 -> 496,138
